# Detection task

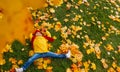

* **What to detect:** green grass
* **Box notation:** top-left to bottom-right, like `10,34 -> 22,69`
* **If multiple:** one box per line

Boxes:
1,0 -> 120,72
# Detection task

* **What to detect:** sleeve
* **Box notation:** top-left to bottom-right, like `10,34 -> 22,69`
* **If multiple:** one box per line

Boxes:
43,30 -> 54,42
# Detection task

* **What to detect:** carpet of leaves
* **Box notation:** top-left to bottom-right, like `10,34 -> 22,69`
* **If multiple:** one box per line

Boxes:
1,0 -> 120,72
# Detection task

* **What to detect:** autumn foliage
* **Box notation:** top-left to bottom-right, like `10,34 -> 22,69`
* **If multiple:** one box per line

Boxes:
1,0 -> 120,72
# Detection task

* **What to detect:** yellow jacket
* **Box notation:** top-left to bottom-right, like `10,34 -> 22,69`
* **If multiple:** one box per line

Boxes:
33,36 -> 49,53
31,31 -> 52,53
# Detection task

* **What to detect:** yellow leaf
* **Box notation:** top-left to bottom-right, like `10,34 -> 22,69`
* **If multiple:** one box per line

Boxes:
5,44 -> 11,52
83,44 -> 87,49
53,36 -> 57,40
91,63 -> 96,70
69,43 -> 83,63
43,63 -> 47,69
106,44 -> 114,51
96,54 -> 101,59
12,64 -> 19,69
83,62 -> 89,69
76,35 -> 80,38
90,48 -> 94,53
34,23 -> 40,29
55,22 -> 62,31
91,17 -> 95,21
117,7 -> 120,12
64,18 -> 69,22
37,65 -> 43,69
0,0 -> 34,54
101,58 -> 108,69
59,43 -> 69,53
78,1 -> 82,5
94,6 -> 96,9
48,43 -> 52,50
0,53 -> 6,65
61,33 -> 68,39
29,50 -> 34,56
46,66 -> 53,72
18,60 -> 23,65
71,58 -> 77,63
66,68 -> 72,72
75,54 -> 83,62
49,8 -> 55,13
86,49 -> 91,54
49,0 -> 63,6
9,57 -> 17,64
102,36 -> 106,40
112,62 -> 117,68
95,46 -> 101,59
66,2 -> 72,10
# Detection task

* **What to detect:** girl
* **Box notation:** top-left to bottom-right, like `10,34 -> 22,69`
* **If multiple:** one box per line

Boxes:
15,29 -> 71,72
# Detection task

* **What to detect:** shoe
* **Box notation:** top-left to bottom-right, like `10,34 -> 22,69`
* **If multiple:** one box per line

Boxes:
15,68 -> 23,72
66,50 -> 71,58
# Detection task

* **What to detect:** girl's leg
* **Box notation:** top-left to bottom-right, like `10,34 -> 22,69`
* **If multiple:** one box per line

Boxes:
22,53 -> 47,70
16,51 -> 70,71
45,52 -> 67,58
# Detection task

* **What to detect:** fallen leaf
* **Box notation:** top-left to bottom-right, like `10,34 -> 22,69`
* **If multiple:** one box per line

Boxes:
0,53 -> 6,65
83,61 -> 89,69
66,68 -> 72,72
46,66 -> 53,72
49,8 -> 55,13
0,0 -> 35,62
107,67 -> 115,72
29,50 -> 34,56
116,66 -> 120,72
48,0 -> 63,6
112,62 -> 117,68
91,63 -> 96,70
101,58 -> 108,69
105,44 -> 114,51
17,60 -> 23,65
55,22 -> 62,31
9,57 -> 17,64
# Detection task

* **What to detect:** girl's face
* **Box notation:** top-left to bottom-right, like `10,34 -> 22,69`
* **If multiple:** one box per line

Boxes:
36,32 -> 42,36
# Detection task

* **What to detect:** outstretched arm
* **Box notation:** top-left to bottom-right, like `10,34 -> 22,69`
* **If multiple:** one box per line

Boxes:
43,35 -> 54,42
44,30 -> 54,42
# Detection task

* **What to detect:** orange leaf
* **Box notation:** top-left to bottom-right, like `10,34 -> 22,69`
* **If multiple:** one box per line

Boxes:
46,66 -> 53,72
9,58 -> 17,64
17,60 -> 23,65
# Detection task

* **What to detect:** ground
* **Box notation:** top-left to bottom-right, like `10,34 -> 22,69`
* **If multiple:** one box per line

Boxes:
1,0 -> 120,72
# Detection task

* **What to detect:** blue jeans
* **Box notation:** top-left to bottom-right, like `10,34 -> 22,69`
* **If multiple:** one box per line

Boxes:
22,52 -> 66,70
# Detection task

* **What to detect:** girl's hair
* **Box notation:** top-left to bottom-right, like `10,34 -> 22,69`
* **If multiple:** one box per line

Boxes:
32,30 -> 41,35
